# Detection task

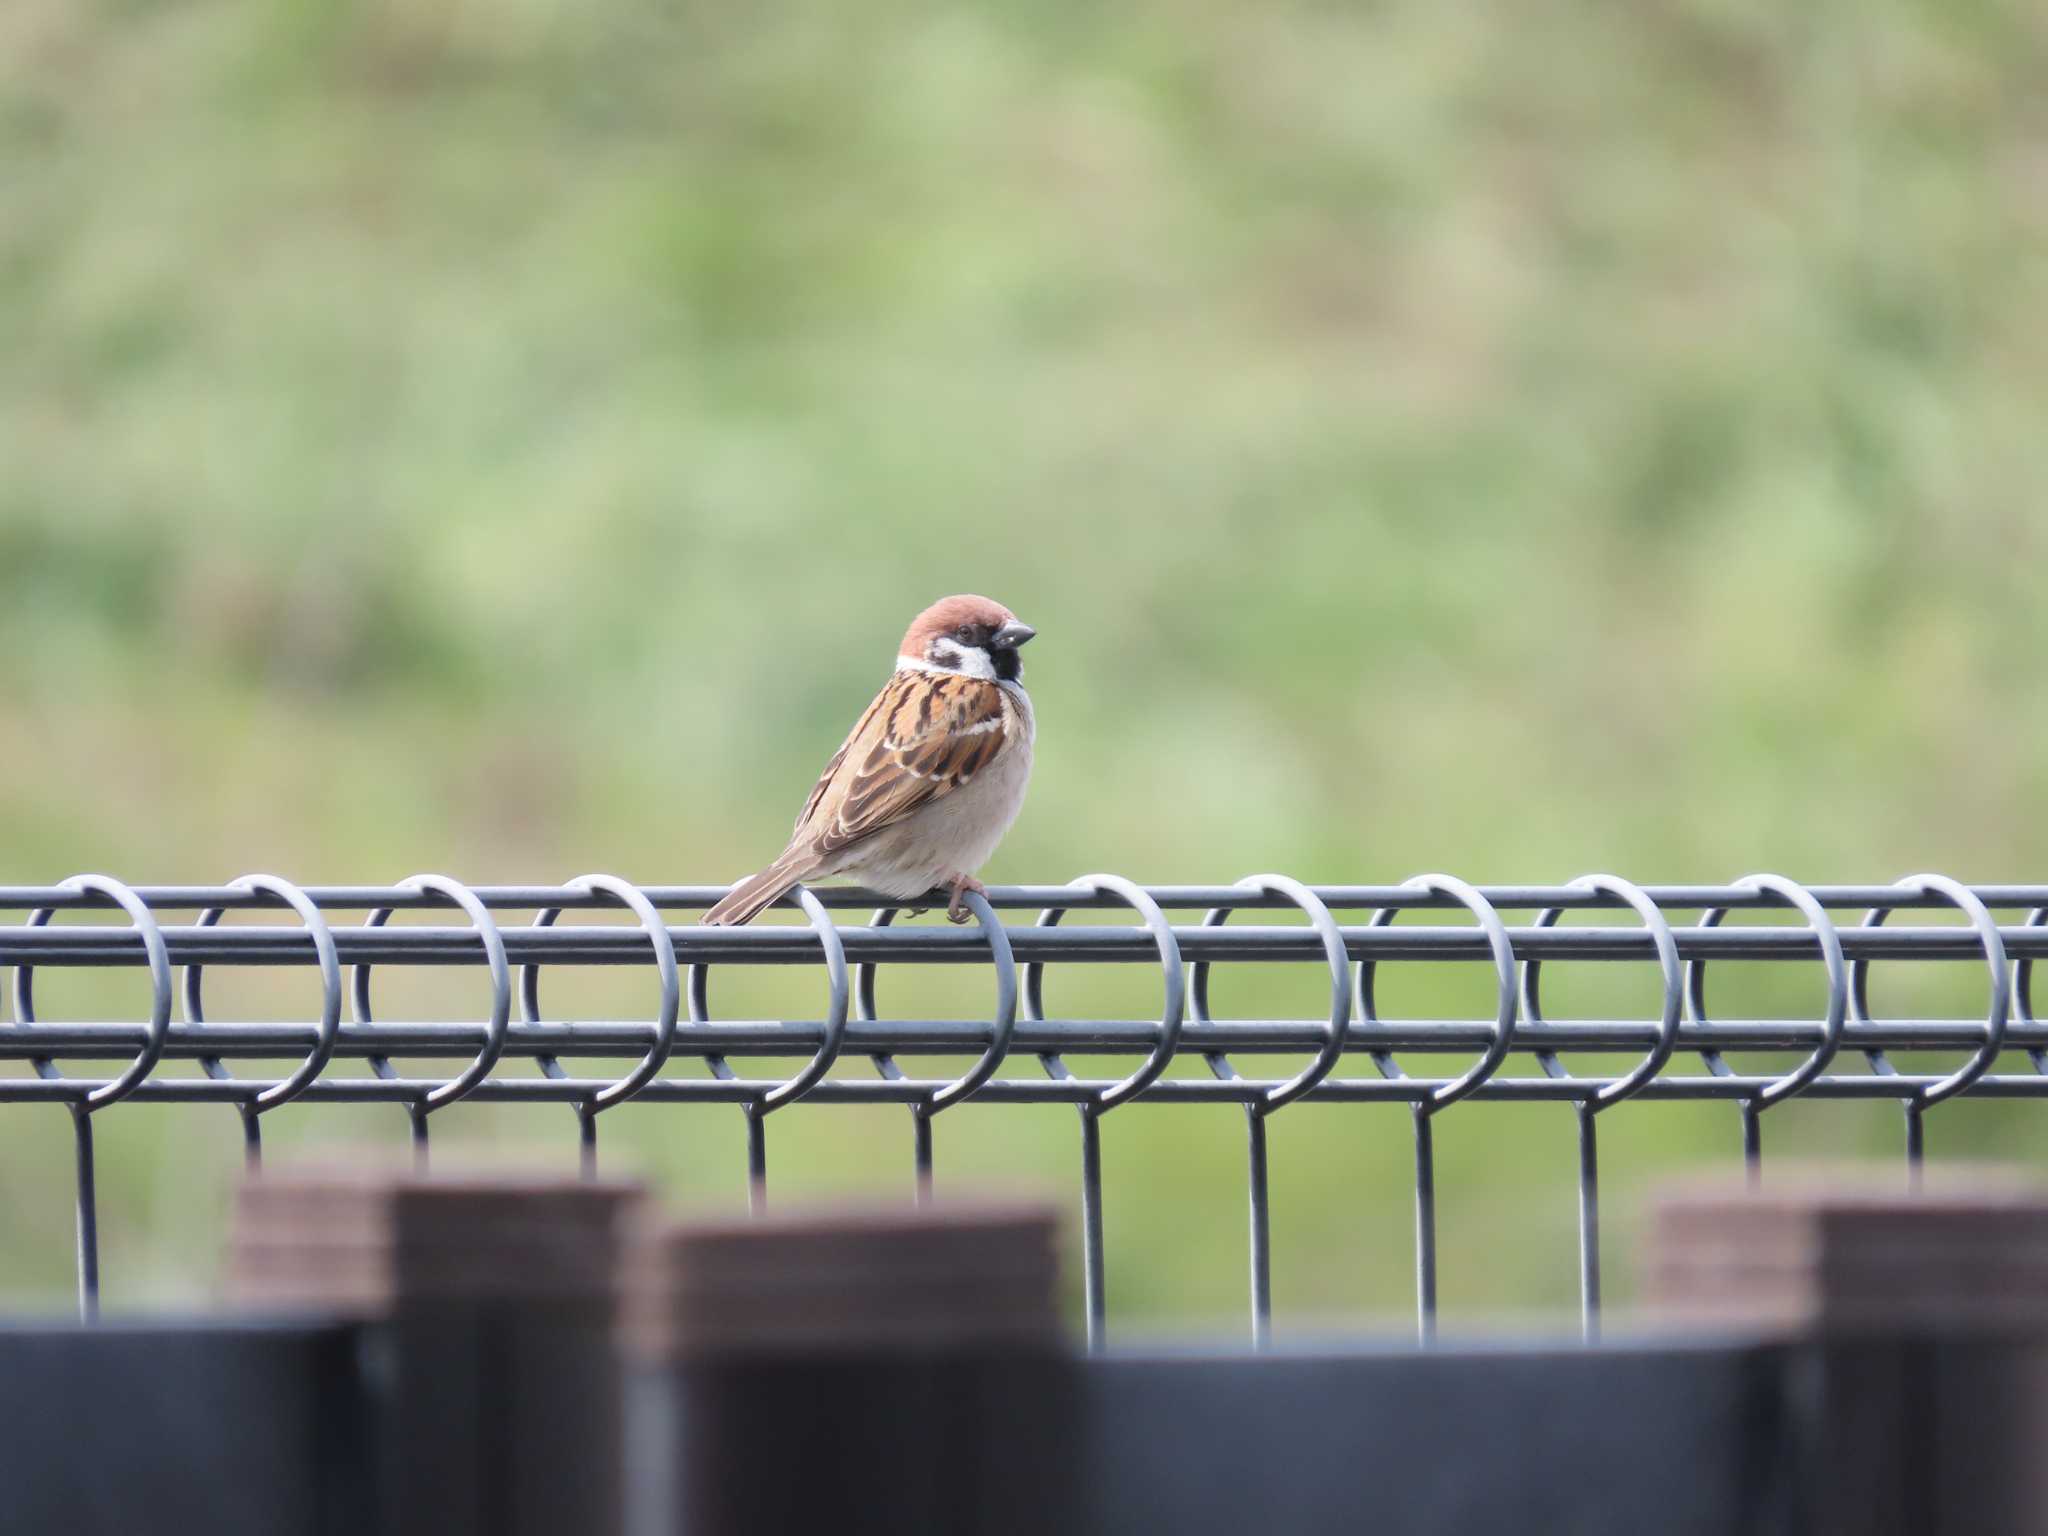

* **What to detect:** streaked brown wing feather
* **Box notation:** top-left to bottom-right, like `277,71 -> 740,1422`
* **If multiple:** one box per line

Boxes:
793,689 -> 884,836
796,671 -> 1011,859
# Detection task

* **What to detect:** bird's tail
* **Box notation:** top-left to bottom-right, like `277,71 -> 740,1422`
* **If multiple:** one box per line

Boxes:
703,849 -> 821,927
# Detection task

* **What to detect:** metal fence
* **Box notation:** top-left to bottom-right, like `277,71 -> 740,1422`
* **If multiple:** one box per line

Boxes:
3,872 -> 2041,1343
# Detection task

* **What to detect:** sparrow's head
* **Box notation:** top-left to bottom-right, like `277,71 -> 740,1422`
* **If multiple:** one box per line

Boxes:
900,594 -> 1036,683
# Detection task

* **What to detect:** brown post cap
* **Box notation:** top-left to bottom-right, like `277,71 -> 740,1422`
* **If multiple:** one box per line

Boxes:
228,1159 -> 646,1311
1642,1166 -> 2048,1333
622,1199 -> 1065,1362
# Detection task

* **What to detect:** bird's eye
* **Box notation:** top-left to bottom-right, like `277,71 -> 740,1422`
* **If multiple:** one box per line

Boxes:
955,624 -> 975,643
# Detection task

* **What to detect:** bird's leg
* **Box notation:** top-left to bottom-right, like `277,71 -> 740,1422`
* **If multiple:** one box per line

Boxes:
944,873 -> 987,924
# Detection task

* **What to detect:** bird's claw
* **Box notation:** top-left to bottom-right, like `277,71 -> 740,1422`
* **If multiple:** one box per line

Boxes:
944,875 -> 986,924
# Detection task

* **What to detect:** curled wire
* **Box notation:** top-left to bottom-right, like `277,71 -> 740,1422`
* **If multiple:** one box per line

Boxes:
928,889 -> 1017,1112
1360,874 -> 1516,1112
2017,907 -> 2048,1075
14,876 -> 172,1110
1026,874 -> 1185,1111
1193,875 -> 1351,1113
1853,873 -> 2008,1108
686,940 -> 734,1085
688,887 -> 851,1111
856,907 -> 903,1083
759,887 -> 850,1112
186,875 -> 343,1114
357,875 -> 511,1113
523,874 -> 679,1113
1688,874 -> 1846,1108
1521,874 -> 1681,1108
183,908 -> 238,1108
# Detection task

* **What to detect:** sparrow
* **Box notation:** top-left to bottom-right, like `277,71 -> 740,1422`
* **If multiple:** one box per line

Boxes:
704,594 -> 1037,926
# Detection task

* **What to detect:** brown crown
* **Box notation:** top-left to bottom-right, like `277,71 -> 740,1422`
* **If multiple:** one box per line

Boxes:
900,595 -> 1018,657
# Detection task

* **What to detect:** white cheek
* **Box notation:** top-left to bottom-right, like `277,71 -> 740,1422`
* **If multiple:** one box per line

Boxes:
921,640 -> 997,681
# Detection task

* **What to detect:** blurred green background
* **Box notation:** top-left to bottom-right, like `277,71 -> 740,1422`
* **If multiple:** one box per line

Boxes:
3,0 -> 2046,1331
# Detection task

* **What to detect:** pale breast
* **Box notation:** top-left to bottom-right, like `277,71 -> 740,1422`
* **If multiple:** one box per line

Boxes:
839,681 -> 1034,894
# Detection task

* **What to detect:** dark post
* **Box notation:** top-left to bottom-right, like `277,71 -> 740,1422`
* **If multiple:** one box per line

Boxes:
621,1200 -> 1073,1536
1643,1170 -> 2048,1536
229,1163 -> 644,1536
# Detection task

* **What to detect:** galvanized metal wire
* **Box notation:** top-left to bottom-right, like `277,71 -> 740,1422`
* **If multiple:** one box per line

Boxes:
3,873 -> 2045,1339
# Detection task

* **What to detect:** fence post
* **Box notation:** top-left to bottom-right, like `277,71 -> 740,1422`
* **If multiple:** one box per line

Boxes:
228,1163 -> 644,1536
1644,1171 -> 2048,1536
621,1200 -> 1072,1536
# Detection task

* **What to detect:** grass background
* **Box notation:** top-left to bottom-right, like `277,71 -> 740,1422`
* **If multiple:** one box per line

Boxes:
3,0 -> 2046,1331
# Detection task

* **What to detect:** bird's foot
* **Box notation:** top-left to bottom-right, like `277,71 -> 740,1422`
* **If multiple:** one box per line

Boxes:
943,874 -> 987,924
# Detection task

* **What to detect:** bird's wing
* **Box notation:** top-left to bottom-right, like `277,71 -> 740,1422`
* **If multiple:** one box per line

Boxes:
794,669 -> 1016,859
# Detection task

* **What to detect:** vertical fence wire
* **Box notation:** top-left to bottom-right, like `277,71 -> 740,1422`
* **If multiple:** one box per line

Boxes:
1359,875 -> 1517,1342
11,876 -> 172,1320
1192,876 -> 1350,1348
1520,877 -> 1680,1339
1025,876 -> 1182,1352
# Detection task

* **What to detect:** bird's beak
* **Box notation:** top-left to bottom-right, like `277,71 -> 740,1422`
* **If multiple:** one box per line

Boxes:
992,620 -> 1036,649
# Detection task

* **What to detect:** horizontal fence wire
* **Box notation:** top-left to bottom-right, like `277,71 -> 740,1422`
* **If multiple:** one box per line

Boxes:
2,873 -> 2042,1342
